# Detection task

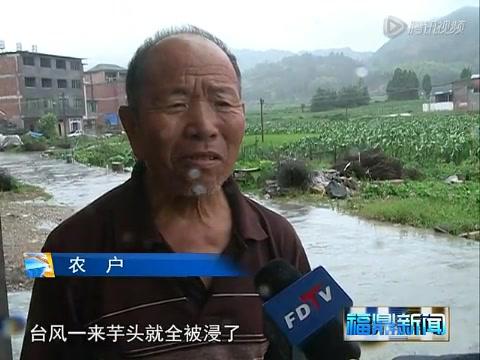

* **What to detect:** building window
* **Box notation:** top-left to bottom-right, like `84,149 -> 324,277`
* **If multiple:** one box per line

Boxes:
105,71 -> 118,82
57,79 -> 67,88
23,56 -> 35,66
74,98 -> 84,110
59,95 -> 69,109
25,98 -> 40,111
41,78 -> 52,88
40,57 -> 51,68
87,100 -> 97,113
43,98 -> 55,109
71,79 -> 82,89
24,77 -> 36,87
56,59 -> 66,69
70,61 -> 81,71
69,118 -> 82,132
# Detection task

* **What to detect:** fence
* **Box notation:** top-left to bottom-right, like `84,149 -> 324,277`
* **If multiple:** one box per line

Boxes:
239,140 -> 364,165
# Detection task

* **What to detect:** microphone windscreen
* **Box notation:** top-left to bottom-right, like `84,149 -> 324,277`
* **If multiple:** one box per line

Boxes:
254,259 -> 302,301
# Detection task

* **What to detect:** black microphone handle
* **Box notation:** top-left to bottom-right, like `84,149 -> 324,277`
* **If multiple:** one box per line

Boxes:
301,316 -> 361,360
263,314 -> 293,360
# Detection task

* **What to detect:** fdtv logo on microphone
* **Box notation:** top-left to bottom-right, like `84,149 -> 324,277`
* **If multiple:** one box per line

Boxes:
284,284 -> 332,329
263,266 -> 353,346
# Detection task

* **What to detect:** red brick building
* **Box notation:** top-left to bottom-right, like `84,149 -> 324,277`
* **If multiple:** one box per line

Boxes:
84,64 -> 126,132
452,74 -> 480,112
0,51 -> 85,134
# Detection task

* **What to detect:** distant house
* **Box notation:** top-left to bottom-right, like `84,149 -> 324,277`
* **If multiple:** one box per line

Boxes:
452,74 -> 479,111
423,90 -> 454,112
423,75 -> 480,112
84,64 -> 126,133
0,50 -> 85,134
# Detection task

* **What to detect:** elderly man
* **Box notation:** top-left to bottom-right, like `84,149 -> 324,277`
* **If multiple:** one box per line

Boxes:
21,26 -> 315,359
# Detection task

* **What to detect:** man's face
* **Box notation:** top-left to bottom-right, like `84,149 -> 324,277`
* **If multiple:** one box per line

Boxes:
121,35 -> 245,196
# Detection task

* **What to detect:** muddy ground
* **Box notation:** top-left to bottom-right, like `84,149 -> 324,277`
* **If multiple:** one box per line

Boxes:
1,190 -> 74,291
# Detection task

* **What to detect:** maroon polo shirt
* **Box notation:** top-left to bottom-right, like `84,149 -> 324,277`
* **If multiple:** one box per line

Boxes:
21,163 -> 310,360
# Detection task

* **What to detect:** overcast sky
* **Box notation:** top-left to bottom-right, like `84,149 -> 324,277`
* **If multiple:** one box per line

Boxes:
1,0 -> 478,68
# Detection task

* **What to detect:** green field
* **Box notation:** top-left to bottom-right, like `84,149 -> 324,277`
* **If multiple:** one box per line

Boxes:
47,100 -> 479,236
245,99 -> 424,127
241,102 -> 479,235
242,133 -> 314,146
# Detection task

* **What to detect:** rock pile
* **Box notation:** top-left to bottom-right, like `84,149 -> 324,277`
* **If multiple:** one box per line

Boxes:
334,149 -> 405,180
264,169 -> 358,200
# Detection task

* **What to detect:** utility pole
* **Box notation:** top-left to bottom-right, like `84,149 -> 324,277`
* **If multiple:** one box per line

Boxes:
60,92 -> 67,137
82,63 -> 88,127
0,216 -> 14,360
260,98 -> 264,143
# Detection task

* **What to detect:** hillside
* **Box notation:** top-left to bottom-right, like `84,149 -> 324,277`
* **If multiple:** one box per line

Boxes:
233,49 -> 295,72
234,47 -> 372,72
367,6 -> 479,88
242,52 -> 362,103
240,6 -> 479,102
371,7 -> 479,68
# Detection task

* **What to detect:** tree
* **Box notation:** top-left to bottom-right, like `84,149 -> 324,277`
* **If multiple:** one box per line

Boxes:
386,68 -> 419,100
422,74 -> 432,98
310,88 -> 338,112
359,85 -> 371,106
337,86 -> 369,108
406,70 -> 419,99
38,113 -> 58,139
460,67 -> 472,80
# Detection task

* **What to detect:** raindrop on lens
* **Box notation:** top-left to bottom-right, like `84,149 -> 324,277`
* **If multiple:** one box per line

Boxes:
192,184 -> 207,195
355,66 -> 368,78
257,284 -> 271,299
188,168 -> 201,179
1,315 -> 26,336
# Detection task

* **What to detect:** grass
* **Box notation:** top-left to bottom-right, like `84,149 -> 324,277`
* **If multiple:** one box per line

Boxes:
242,133 -> 314,147
343,180 -> 479,235
349,197 -> 478,235
245,99 -> 425,124
0,181 -> 51,201
247,178 -> 479,236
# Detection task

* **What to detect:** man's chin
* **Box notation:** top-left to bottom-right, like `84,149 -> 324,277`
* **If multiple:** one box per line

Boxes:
185,180 -> 223,197
146,166 -> 229,197
176,173 -> 228,197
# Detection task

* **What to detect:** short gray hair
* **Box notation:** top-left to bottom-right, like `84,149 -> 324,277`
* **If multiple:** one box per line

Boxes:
126,25 -> 242,109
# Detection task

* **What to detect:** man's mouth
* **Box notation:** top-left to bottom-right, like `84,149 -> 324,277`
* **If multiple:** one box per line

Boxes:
181,152 -> 222,168
187,154 -> 220,161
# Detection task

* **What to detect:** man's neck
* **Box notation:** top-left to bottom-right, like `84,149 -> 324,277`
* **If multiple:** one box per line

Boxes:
144,170 -> 229,225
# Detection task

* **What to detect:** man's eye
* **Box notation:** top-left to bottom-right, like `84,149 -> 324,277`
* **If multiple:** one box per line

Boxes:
215,101 -> 234,109
167,103 -> 188,111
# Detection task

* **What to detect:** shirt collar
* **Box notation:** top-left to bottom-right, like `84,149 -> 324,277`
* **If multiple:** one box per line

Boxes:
121,161 -> 268,250
222,176 -> 268,242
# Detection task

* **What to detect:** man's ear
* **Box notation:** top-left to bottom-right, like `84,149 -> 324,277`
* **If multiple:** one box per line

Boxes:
119,106 -> 145,160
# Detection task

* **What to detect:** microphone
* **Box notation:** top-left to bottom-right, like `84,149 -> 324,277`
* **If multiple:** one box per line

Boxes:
254,259 -> 361,360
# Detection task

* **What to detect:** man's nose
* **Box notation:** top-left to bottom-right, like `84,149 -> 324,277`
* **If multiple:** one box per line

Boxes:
183,100 -> 219,141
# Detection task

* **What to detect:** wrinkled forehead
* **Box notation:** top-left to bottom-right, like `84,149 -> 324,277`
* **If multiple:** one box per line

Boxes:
142,35 -> 239,87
